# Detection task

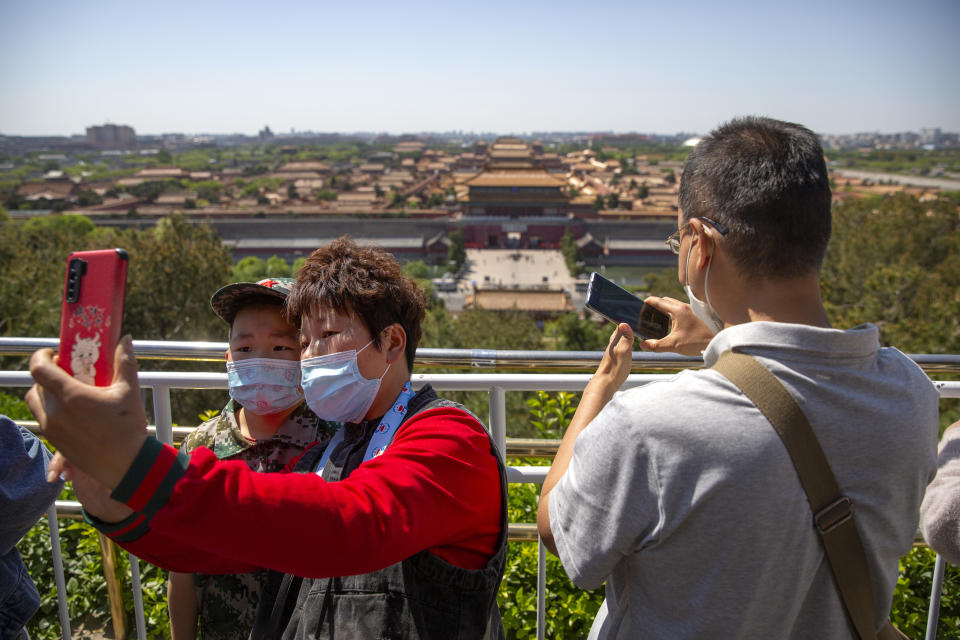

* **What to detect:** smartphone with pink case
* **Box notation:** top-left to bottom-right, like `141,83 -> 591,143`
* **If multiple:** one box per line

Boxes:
57,248 -> 129,386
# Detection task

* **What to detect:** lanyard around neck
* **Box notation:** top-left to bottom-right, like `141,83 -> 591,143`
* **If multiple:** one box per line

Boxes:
314,383 -> 416,476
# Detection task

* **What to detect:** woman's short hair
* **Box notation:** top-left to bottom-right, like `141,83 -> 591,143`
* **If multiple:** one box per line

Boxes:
286,236 -> 427,372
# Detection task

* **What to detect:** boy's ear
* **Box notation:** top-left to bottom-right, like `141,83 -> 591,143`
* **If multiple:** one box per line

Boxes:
224,349 -> 231,362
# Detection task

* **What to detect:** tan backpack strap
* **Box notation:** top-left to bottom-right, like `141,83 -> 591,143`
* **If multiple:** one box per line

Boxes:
712,351 -> 882,640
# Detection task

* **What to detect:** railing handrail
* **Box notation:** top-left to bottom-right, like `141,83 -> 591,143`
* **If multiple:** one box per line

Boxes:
5,336 -> 960,373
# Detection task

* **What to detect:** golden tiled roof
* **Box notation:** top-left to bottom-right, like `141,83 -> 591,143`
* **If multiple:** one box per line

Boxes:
466,171 -> 566,188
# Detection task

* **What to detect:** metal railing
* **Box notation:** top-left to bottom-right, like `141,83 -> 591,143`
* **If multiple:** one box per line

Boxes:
3,338 -> 960,640
5,337 -> 960,373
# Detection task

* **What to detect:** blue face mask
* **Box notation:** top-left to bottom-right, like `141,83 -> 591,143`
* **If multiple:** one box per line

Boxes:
226,357 -> 303,416
300,340 -> 390,424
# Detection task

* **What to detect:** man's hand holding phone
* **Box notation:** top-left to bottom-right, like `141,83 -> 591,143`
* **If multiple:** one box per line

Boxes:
637,296 -> 715,356
584,272 -> 671,340
584,272 -> 714,356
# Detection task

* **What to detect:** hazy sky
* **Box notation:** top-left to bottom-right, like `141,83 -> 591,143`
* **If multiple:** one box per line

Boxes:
1,0 -> 957,136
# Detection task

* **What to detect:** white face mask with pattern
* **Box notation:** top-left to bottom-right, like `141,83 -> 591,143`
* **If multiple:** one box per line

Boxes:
226,358 -> 304,415
682,228 -> 724,335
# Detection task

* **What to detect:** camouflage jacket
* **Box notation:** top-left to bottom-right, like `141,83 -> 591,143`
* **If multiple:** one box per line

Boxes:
180,400 -> 336,640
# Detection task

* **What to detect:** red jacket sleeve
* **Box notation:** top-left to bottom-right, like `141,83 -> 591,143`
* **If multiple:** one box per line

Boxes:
94,407 -> 502,577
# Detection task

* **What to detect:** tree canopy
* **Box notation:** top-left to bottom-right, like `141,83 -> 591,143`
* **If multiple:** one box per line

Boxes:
447,229 -> 466,273
821,193 -> 959,354
1,214 -> 233,342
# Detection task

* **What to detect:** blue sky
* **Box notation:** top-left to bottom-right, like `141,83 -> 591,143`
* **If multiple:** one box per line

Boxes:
1,0 -> 957,136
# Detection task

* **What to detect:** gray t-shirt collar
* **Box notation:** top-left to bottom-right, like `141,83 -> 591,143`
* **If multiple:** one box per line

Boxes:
702,321 -> 881,367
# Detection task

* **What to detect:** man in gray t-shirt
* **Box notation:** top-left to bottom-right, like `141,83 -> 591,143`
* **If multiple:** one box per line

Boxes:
538,116 -> 940,639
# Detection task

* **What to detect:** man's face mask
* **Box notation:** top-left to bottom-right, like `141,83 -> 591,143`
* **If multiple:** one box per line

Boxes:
683,226 -> 724,335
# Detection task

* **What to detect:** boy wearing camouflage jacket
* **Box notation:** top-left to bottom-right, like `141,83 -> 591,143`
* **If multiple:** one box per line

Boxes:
167,278 -> 335,640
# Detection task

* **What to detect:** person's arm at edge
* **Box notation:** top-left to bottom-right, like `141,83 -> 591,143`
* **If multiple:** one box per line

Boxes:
538,323 -> 634,555
0,416 -> 64,554
920,421 -> 960,565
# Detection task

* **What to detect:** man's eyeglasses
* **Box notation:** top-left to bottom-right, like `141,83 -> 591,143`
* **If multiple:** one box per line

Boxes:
665,216 -> 730,254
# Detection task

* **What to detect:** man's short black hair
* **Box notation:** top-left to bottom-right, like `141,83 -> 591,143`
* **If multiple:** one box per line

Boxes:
678,116 -> 832,279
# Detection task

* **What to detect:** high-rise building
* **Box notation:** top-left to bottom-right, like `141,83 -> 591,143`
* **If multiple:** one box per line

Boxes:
86,124 -> 136,148
919,128 -> 942,148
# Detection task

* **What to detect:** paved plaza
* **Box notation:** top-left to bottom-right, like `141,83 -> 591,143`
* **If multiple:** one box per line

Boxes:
462,249 -> 576,289
438,249 -> 586,311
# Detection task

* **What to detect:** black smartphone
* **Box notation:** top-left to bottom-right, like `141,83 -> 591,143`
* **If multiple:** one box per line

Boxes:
585,272 -> 670,340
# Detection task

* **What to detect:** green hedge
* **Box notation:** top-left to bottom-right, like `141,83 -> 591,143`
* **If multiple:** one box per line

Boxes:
892,547 -> 960,638
497,480 -> 603,639
20,487 -> 172,640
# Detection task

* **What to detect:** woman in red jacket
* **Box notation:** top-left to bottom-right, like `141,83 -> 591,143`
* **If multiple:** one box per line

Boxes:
28,236 -> 507,640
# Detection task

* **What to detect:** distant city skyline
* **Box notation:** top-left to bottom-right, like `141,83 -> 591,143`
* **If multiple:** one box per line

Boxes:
9,125 -> 955,139
1,0 -> 958,137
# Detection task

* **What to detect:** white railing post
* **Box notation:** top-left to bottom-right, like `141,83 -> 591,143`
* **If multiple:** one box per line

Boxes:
490,386 -> 506,463
151,384 -> 174,446
537,536 -> 547,640
491,381 -> 544,637
46,501 -> 71,640
129,555 -> 148,640
925,554 -> 947,640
